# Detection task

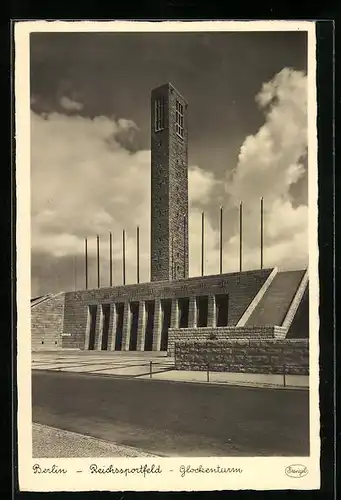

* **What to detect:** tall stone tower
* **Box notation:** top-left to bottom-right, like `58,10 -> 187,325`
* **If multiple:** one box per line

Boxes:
150,83 -> 189,282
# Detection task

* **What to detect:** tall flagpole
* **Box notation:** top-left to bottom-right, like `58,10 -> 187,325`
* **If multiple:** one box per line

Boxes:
122,229 -> 126,285
97,235 -> 100,288
109,232 -> 113,286
201,211 -> 205,276
260,197 -> 264,269
74,255 -> 77,291
219,206 -> 223,274
85,238 -> 88,290
136,226 -> 140,284
239,202 -> 243,272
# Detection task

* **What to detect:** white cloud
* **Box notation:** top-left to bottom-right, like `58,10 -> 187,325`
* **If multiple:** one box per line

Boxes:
31,110 -> 218,291
31,111 -> 151,286
60,96 -> 84,111
31,69 -> 309,294
189,166 -> 218,206
224,67 -> 308,270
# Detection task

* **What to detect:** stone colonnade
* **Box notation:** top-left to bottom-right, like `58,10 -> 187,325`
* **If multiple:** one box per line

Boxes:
85,293 -> 226,351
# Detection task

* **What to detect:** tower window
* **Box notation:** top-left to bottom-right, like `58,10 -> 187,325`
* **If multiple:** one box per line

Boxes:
175,100 -> 184,138
155,97 -> 165,132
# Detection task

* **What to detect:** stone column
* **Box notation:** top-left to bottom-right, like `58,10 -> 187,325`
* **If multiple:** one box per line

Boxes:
121,302 -> 131,351
207,295 -> 216,328
136,300 -> 146,351
108,303 -> 117,351
188,295 -> 197,328
170,298 -> 179,329
152,298 -> 162,351
84,306 -> 91,350
94,305 -> 104,350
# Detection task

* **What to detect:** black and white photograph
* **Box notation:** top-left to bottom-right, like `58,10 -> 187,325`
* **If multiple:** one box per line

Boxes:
15,20 -> 320,492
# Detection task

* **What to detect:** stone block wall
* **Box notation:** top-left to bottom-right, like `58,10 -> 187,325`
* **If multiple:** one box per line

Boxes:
225,269 -> 272,325
174,339 -> 309,375
31,293 -> 65,350
61,269 -> 272,350
167,325 -> 287,356
150,83 -> 189,282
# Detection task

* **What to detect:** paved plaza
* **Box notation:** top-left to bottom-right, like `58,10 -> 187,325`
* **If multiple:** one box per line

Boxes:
32,350 -> 308,389
32,350 -> 173,377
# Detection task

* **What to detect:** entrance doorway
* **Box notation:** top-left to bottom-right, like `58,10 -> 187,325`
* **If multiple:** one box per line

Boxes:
144,300 -> 155,351
114,303 -> 124,351
216,294 -> 229,326
129,302 -> 139,351
178,297 -> 189,328
101,304 -> 110,350
160,299 -> 172,351
196,296 -> 208,327
88,305 -> 97,350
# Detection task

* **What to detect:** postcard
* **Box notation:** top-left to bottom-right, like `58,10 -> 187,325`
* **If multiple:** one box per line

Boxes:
15,19 -> 320,491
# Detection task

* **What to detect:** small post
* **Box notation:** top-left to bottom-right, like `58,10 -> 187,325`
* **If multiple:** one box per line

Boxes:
136,226 -> 140,284
219,205 -> 223,274
201,211 -> 205,276
149,360 -> 153,379
239,202 -> 243,272
260,197 -> 264,269
207,363 -> 210,383
122,229 -> 126,285
85,238 -> 88,290
283,364 -> 286,387
97,235 -> 100,288
109,232 -> 113,287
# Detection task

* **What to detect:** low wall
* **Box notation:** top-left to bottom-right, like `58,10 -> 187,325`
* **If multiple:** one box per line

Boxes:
174,339 -> 309,375
167,325 -> 287,356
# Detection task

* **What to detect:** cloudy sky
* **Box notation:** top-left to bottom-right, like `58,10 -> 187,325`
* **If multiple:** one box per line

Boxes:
30,29 -> 309,297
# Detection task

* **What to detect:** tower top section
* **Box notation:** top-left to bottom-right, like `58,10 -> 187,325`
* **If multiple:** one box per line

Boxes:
151,82 -> 188,105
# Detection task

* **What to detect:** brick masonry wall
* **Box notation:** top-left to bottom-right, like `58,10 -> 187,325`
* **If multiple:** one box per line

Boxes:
168,84 -> 189,281
167,325 -> 287,356
31,293 -> 65,350
62,269 -> 272,350
150,85 -> 170,282
174,339 -> 309,375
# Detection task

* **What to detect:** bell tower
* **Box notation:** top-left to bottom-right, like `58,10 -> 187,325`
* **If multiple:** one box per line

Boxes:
150,83 -> 189,282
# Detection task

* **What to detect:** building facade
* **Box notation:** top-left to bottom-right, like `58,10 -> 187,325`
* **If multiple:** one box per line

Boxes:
31,84 -> 309,359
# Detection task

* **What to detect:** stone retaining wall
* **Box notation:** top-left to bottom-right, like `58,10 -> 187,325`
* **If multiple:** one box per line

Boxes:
167,325 -> 287,356
174,339 -> 309,375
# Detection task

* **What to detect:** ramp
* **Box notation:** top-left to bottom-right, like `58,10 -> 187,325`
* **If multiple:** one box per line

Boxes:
245,270 -> 306,327
286,286 -> 309,338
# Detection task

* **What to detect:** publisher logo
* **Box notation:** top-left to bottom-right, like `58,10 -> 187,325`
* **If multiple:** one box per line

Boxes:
285,464 -> 308,478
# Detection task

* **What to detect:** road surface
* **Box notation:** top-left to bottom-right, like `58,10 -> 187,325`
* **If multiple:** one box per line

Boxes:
32,370 -> 309,457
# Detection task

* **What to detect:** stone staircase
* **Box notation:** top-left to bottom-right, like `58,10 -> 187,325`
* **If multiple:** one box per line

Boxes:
245,270 -> 306,327
31,292 -> 65,351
